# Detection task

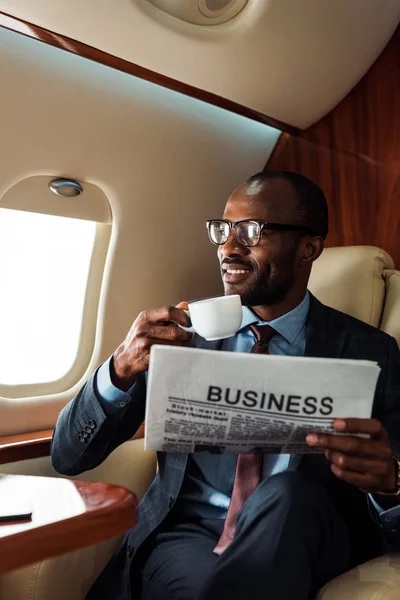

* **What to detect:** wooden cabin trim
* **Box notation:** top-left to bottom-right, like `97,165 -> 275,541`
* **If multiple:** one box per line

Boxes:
0,10 -> 297,135
265,26 -> 400,268
0,429 -> 52,465
0,423 -> 146,465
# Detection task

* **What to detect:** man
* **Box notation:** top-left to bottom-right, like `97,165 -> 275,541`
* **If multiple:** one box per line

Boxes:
52,171 -> 400,600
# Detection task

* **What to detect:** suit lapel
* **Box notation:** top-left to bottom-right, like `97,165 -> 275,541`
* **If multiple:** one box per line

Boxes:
289,295 -> 347,471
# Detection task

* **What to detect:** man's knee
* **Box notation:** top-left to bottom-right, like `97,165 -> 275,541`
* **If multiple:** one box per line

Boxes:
240,471 -> 327,519
266,470 -> 323,498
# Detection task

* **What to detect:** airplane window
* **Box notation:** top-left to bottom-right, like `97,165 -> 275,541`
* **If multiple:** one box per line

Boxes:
0,208 -> 96,385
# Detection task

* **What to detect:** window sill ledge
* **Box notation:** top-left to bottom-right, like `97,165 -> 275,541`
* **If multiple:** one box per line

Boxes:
0,423 -> 146,465
0,430 -> 52,465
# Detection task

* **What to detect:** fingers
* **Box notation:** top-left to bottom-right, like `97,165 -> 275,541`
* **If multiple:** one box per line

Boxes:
326,450 -> 390,476
306,419 -> 395,493
333,418 -> 385,438
176,301 -> 189,311
306,419 -> 391,460
139,305 -> 190,327
328,466 -> 382,492
306,432 -> 391,460
135,338 -> 188,372
136,338 -> 186,354
135,306 -> 192,342
147,325 -> 193,343
113,304 -> 193,382
328,453 -> 395,493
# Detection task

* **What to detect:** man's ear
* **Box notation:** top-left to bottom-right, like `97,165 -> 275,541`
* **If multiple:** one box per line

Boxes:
300,237 -> 324,266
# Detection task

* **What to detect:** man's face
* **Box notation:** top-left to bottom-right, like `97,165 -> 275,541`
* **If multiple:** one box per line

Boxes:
218,178 -> 304,306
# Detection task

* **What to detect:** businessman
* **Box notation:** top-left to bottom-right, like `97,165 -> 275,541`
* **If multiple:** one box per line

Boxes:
52,171 -> 400,600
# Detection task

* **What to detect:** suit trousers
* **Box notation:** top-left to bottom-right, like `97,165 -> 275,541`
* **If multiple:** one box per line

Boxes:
136,471 -> 351,600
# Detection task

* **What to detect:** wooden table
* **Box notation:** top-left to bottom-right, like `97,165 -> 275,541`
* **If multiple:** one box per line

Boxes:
0,474 -> 137,573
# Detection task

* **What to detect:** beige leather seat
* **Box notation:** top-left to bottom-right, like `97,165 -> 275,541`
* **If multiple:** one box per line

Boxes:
1,245 -> 399,600
309,245 -> 400,345
310,246 -> 400,599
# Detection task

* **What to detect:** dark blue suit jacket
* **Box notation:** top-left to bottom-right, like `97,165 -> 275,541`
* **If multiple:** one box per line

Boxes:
51,295 -> 400,600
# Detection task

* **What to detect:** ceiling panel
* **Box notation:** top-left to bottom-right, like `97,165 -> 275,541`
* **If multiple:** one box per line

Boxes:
1,0 -> 399,128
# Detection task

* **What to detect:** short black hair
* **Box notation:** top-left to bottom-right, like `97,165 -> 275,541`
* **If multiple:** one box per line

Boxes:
245,171 -> 329,239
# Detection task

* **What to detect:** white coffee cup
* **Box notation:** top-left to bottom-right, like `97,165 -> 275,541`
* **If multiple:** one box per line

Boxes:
181,295 -> 242,341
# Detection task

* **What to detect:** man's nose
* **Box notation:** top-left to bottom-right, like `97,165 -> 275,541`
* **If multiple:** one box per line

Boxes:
219,229 -> 248,258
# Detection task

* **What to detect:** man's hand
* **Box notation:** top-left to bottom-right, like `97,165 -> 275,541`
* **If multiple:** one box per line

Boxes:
306,418 -> 396,494
112,302 -> 192,391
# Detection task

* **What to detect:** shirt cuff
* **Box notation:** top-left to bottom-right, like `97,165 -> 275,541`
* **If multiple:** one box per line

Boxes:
95,356 -> 137,415
369,493 -> 400,530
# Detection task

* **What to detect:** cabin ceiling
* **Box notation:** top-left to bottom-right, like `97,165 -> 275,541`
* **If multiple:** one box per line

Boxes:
1,0 -> 399,129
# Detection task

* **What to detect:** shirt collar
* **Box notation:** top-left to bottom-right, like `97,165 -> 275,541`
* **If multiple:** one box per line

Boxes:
239,291 -> 310,344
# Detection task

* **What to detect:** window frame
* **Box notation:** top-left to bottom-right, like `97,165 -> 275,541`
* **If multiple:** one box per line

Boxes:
0,176 -> 111,399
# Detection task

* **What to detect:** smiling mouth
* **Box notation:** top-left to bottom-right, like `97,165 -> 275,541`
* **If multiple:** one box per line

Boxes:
222,265 -> 253,283
225,268 -> 249,274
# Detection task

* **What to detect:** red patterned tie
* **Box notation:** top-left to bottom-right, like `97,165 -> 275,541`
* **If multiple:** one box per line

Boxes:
213,325 -> 276,555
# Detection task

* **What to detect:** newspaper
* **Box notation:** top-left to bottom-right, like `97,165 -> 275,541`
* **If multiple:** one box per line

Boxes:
144,345 -> 381,454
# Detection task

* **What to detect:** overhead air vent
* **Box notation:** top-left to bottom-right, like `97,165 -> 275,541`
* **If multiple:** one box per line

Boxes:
144,0 -> 248,25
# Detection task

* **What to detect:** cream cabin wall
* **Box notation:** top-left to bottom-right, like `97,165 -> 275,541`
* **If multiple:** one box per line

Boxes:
0,28 -> 280,435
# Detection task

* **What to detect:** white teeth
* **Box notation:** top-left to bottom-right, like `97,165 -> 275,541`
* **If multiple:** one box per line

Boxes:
226,269 -> 249,274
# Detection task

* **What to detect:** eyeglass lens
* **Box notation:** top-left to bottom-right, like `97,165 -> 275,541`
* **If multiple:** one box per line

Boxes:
208,221 -> 261,247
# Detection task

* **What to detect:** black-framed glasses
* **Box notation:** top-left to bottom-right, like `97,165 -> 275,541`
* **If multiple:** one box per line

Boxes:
206,219 -> 315,247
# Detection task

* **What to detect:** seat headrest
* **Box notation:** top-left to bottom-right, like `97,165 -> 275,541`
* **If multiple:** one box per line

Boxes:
308,246 -> 394,327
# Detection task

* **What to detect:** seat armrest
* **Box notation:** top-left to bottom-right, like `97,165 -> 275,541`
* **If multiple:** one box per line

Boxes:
0,536 -> 123,600
317,554 -> 400,599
